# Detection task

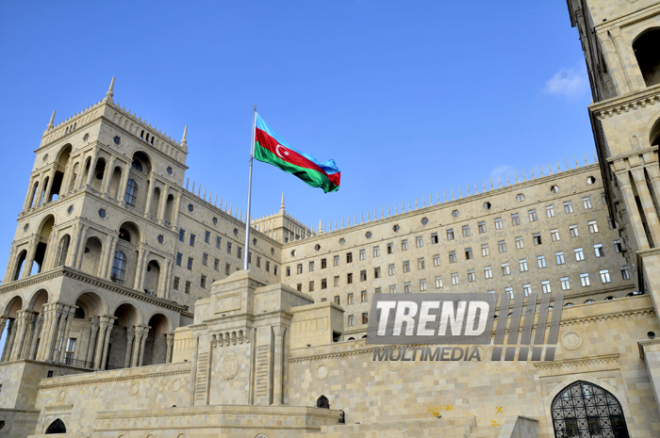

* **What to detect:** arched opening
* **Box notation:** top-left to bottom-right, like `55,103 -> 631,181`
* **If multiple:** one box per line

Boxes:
31,215 -> 55,276
73,292 -> 104,368
149,187 -> 161,219
143,313 -> 169,365
80,237 -> 103,277
317,395 -> 330,409
39,177 -> 50,206
131,151 -> 151,174
108,166 -> 122,199
651,118 -> 660,147
143,260 -> 160,294
552,380 -> 630,438
49,144 -> 72,202
45,418 -> 66,434
107,303 -> 139,369
13,250 -> 27,281
28,181 -> 39,209
127,152 -> 151,213
633,28 -> 660,87
56,234 -> 70,267
1,296 -> 23,361
23,289 -> 48,361
115,222 -> 141,288
91,158 -> 106,192
164,194 -> 175,225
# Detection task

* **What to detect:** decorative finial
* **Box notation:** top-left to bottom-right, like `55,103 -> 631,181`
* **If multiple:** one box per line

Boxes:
105,77 -> 115,102
280,193 -> 285,212
47,110 -> 56,130
181,125 -> 188,146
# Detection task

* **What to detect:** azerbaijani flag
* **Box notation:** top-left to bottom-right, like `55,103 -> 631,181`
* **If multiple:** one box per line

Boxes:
254,114 -> 341,193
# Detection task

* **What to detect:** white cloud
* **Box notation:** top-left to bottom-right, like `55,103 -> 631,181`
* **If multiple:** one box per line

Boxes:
543,65 -> 589,99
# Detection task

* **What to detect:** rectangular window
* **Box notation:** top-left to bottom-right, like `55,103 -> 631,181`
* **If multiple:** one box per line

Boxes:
190,234 -> 196,247
519,259 -> 528,272
621,266 -> 630,280
537,255 -> 546,268
403,261 -> 410,273
318,258 -> 325,269
551,229 -> 560,242
286,266 -> 291,277
600,269 -> 611,283
467,270 -> 475,282
374,267 -> 381,278
297,284 -> 302,292
447,229 -> 454,240
484,266 -> 493,279
347,293 -> 354,304
204,231 -> 210,244
416,236 -> 423,248
435,276 -> 443,289
225,264 -> 231,275
431,233 -> 439,244
418,258 -> 425,270
334,255 -> 340,266
555,251 -> 565,265
613,240 -> 622,253
401,240 -> 409,251
594,244 -> 604,257
387,243 -> 394,254
334,295 -> 341,305
361,290 -> 368,302
227,242 -> 232,254
542,280 -> 551,293
478,221 -> 486,234
334,276 -> 340,287
515,237 -> 524,249
608,217 -> 616,229
257,257 -> 262,268
202,253 -> 208,266
359,249 -> 366,260
505,287 -> 513,298
388,264 -> 395,275
433,255 -> 440,267
498,241 -> 507,253
173,277 -> 180,290
449,251 -> 457,263
588,221 -> 599,234
179,229 -> 185,242
237,247 -> 242,259
560,277 -> 570,290
185,281 -> 191,294
375,287 -> 382,294
465,248 -> 473,260
494,218 -> 503,230
575,248 -> 585,261
533,233 -> 542,245
347,252 -> 353,263
451,273 -> 459,285
176,253 -> 182,266
580,273 -> 590,287
501,263 -> 510,276
389,284 -> 397,294
347,273 -> 353,284
564,201 -> 573,214
297,264 -> 303,274
420,279 -> 428,291
201,275 -> 207,289
523,284 -> 532,296
546,205 -> 555,218
462,225 -> 470,237
321,278 -> 327,289
482,244 -> 490,257
582,196 -> 592,209
511,213 -> 520,226
362,313 -> 369,324
528,209 -> 538,222
309,281 -> 314,292
216,236 -> 221,249
404,282 -> 412,293
309,261 -> 315,272
187,257 -> 194,270
569,225 -> 579,237
360,270 -> 367,281
348,315 -> 354,327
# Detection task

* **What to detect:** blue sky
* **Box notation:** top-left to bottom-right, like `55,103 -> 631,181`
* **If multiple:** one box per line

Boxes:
0,1 -> 592,284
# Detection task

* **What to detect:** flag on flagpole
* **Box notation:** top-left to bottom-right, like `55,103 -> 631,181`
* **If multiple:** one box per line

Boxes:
254,114 -> 341,193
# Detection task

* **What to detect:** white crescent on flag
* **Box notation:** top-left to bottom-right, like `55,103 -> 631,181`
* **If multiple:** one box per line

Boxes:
275,144 -> 290,159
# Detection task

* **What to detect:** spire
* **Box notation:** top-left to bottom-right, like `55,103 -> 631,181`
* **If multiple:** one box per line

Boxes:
181,125 -> 188,146
47,110 -> 56,130
280,193 -> 285,213
104,76 -> 115,103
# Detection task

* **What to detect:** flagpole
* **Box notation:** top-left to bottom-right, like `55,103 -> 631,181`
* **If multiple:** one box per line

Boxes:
243,105 -> 257,271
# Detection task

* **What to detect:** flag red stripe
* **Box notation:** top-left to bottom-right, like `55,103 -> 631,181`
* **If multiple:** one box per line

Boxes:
256,128 -> 330,177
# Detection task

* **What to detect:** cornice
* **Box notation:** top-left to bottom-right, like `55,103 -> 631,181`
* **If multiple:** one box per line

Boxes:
590,87 -> 660,119
38,367 -> 191,390
533,353 -> 619,372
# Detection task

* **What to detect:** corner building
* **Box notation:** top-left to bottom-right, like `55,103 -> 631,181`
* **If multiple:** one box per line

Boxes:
1,1 -> 660,436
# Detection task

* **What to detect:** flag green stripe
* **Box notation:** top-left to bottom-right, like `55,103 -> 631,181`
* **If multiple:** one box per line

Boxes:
255,142 -> 338,193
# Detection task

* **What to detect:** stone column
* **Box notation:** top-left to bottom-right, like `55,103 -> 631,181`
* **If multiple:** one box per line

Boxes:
86,317 -> 99,366
615,170 -> 650,251
131,325 -> 149,367
35,305 -> 53,361
166,333 -> 174,363
157,184 -> 170,223
85,152 -> 99,188
124,326 -> 136,368
21,241 -> 37,279
160,259 -> 171,298
28,313 -> 43,361
646,165 -> 660,213
0,317 -> 11,362
4,246 -> 17,284
118,164 -> 130,204
19,311 -> 36,360
135,247 -> 148,291
100,235 -> 115,279
69,224 -> 86,269
23,177 -> 36,211
172,191 -> 183,228
42,167 -> 58,204
50,308 -> 68,362
272,325 -> 286,405
631,168 -> 660,246
1,319 -> 17,362
98,317 -> 114,370
101,156 -> 116,196
144,178 -> 155,219
138,327 -> 149,367
58,307 -> 75,363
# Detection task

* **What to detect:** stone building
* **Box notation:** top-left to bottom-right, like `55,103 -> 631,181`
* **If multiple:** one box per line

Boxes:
0,0 -> 660,436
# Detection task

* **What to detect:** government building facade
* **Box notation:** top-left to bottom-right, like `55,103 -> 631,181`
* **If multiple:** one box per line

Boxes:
1,1 -> 660,437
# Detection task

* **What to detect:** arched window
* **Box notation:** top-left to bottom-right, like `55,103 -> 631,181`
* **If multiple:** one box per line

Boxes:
45,418 -> 66,434
552,380 -> 629,438
13,250 -> 27,280
111,250 -> 127,285
316,395 -> 330,409
633,29 -> 660,87
124,179 -> 137,206
131,160 -> 143,172
118,228 -> 131,242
